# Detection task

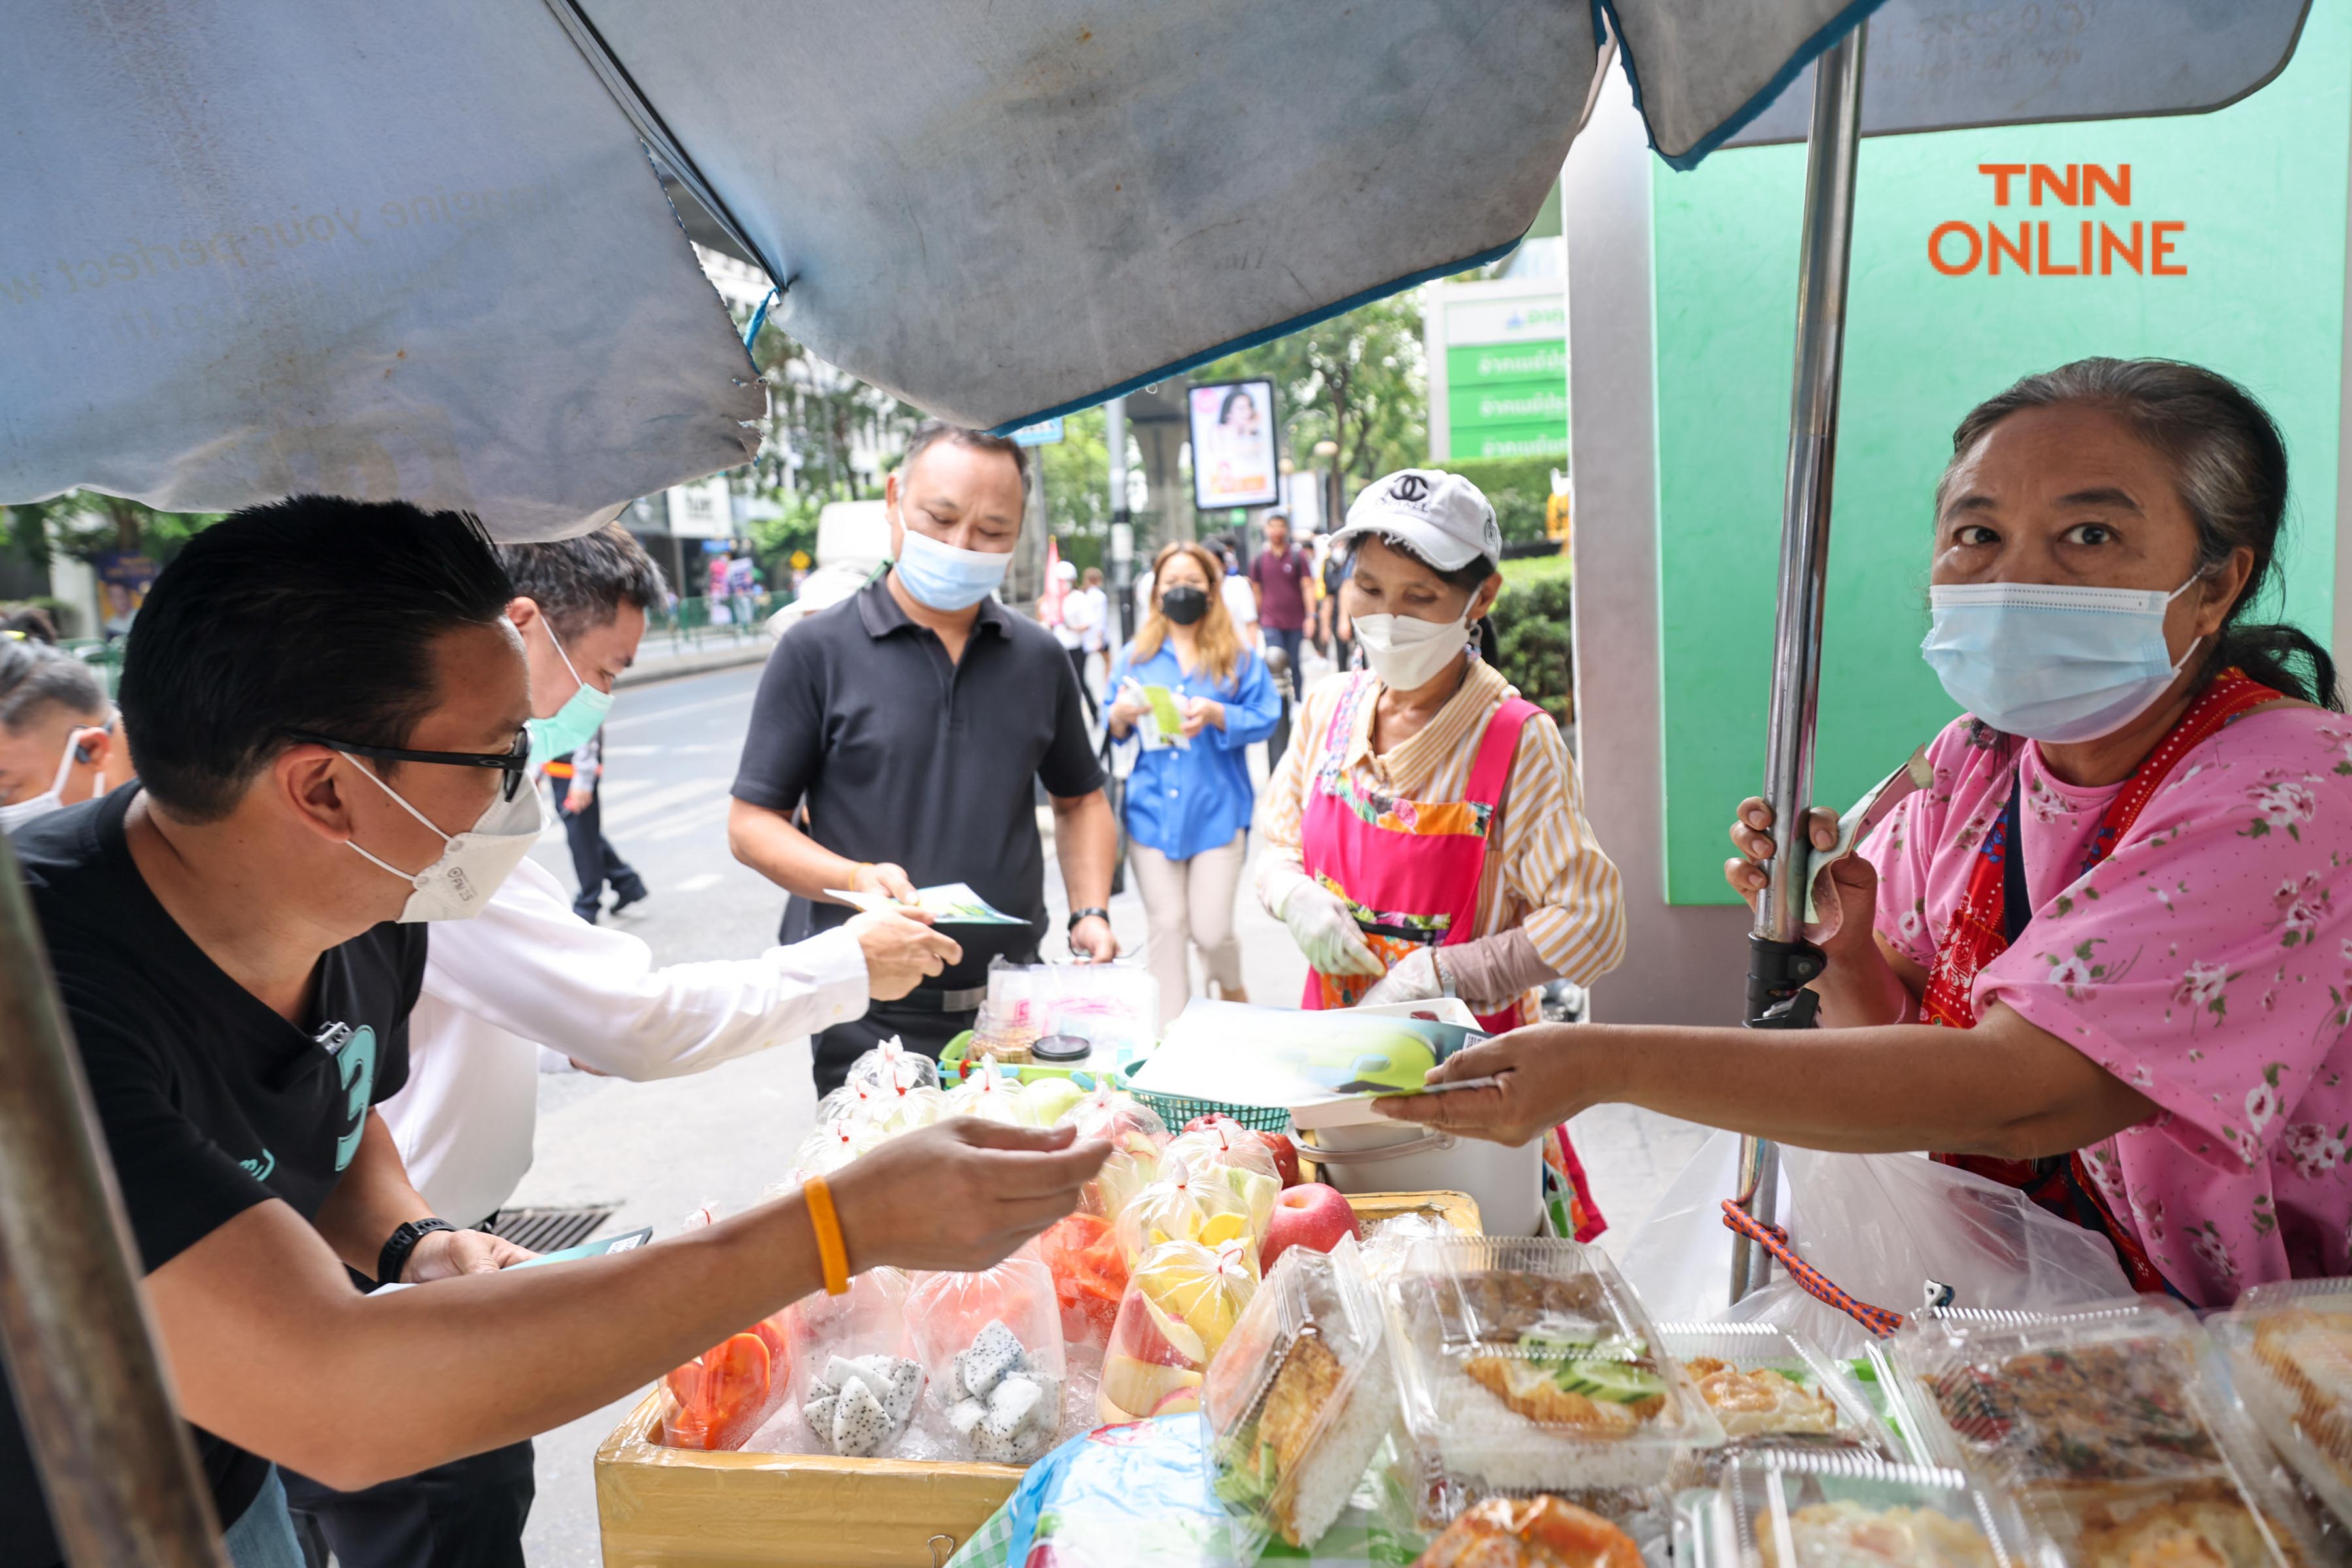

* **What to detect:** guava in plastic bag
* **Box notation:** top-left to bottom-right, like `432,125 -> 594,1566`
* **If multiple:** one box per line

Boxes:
1061,1081 -> 1169,1218
1098,1237 -> 1258,1424
845,1034 -> 941,1093
908,1254 -> 1069,1464
656,1205 -> 802,1451
1114,1156 -> 1274,1267
945,1061 -> 1026,1124
1164,1120 -> 1281,1188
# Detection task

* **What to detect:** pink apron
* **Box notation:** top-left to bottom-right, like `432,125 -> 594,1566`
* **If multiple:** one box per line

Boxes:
1296,672 -> 1605,1239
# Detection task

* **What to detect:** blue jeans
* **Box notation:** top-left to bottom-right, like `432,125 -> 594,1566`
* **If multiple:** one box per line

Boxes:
1262,625 -> 1304,676
225,1469 -> 306,1568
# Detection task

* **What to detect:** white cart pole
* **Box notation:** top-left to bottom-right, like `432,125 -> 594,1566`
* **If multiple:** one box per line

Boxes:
1732,21 -> 1867,1304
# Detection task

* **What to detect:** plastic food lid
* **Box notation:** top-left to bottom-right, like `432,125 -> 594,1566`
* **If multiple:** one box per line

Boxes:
1888,1298 -> 2328,1568
2208,1278 -> 2352,1531
1384,1236 -> 1723,1498
1201,1234 -> 1397,1558
1678,1451 -> 2046,1568
1656,1322 -> 1895,1463
1031,1033 -> 1092,1063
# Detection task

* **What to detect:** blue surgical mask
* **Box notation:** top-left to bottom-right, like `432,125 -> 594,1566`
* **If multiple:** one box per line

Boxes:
1920,576 -> 2204,743
524,621 -> 613,760
894,515 -> 1011,610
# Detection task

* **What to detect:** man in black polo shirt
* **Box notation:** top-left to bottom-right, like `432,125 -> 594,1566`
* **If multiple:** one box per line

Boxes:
729,423 -> 1122,1092
0,498 -> 1107,1567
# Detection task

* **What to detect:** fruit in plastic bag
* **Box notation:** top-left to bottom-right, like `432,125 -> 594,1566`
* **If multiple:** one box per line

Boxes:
845,1034 -> 941,1093
1113,1156 -> 1273,1267
909,1258 -> 1068,1463
1098,1237 -> 1257,1423
1061,1082 -> 1168,1218
1181,1113 -> 1301,1188
1039,1211 -> 1130,1347
656,1205 -> 800,1451
947,1062 -> 1026,1124
794,1117 -> 869,1175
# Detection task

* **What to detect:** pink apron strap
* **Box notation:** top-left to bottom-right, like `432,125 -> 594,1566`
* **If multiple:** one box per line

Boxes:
1463,696 -> 1540,809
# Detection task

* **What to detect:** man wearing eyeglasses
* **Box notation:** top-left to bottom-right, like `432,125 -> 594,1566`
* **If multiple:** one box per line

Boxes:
0,498 -> 1111,1568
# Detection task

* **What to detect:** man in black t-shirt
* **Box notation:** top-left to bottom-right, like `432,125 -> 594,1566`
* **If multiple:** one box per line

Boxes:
0,498 -> 1109,1568
728,423 -> 1121,1094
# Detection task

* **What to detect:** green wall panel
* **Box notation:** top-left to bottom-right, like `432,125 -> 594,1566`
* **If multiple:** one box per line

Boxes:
1651,3 -> 2352,905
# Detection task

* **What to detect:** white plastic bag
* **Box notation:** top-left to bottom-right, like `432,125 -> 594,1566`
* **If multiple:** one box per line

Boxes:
1618,1133 -> 2131,1359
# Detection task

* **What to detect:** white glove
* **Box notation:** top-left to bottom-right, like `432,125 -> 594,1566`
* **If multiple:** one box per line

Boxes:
1275,877 -> 1384,978
1358,947 -> 1445,1007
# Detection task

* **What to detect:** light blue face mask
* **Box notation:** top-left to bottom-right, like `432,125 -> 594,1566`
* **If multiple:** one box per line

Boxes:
894,512 -> 1012,610
1920,575 -> 2203,743
524,620 -> 614,760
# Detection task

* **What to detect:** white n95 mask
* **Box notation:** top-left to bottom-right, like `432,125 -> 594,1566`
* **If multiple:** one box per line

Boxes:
1920,576 -> 2204,743
344,761 -> 546,921
1354,610 -> 1471,691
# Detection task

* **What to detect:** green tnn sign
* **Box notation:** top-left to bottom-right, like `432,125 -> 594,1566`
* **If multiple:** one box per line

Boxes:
1435,280 -> 1569,461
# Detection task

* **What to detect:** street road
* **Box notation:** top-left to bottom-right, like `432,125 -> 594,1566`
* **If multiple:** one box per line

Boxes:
504,653 -> 1704,1565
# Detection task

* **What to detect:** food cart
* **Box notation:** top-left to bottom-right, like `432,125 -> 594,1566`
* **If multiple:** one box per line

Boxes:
0,2 -> 2329,1563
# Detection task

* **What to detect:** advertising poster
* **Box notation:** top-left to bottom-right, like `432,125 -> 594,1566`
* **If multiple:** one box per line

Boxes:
1186,379 -> 1279,510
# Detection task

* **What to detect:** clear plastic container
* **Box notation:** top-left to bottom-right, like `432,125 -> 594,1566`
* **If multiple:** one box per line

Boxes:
977,962 -> 1160,1075
1888,1300 -> 2328,1568
2210,1279 -> 2352,1529
1674,1452 -> 2048,1568
1384,1236 -> 1725,1501
1201,1233 -> 1397,1557
1657,1322 -> 1896,1471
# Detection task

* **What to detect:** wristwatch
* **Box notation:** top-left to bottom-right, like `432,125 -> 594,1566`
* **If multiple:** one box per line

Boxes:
1066,906 -> 1110,932
378,1217 -> 456,1284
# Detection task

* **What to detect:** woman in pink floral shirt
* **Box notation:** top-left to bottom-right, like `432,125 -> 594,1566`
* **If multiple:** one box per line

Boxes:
1377,358 -> 2349,1307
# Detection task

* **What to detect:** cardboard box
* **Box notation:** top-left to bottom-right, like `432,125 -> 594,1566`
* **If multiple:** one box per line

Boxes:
595,1190 -> 1480,1566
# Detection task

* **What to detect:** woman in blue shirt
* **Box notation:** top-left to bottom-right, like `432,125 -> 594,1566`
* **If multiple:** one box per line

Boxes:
1107,541 -> 1281,1025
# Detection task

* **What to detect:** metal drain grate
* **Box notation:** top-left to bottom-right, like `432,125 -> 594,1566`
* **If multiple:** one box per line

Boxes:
488,1203 -> 617,1252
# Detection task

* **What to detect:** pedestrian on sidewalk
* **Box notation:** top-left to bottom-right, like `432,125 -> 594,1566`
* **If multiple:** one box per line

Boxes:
1107,541 -> 1279,1026
728,423 -> 1122,1095
1079,566 -> 1113,690
545,726 -> 647,923
0,496 -> 1109,1568
1045,557 -> 1099,721
1248,511 -> 1311,762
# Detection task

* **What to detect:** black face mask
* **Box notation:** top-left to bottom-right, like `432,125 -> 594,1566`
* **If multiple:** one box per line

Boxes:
1159,585 -> 1210,625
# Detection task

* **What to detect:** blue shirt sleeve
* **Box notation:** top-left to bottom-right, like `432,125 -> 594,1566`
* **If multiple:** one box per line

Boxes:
1211,651 -> 1281,750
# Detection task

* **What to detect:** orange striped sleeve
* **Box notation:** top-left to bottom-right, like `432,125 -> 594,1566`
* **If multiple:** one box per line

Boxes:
1490,713 -> 1627,987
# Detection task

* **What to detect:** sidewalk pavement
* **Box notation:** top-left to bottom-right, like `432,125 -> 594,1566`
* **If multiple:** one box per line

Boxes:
614,629 -> 774,689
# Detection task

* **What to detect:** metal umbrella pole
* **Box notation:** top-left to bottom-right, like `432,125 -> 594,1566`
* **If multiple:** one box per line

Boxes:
1731,21 -> 1867,1305
0,829 -> 228,1567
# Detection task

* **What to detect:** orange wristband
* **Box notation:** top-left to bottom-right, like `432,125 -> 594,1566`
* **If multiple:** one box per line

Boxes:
804,1175 -> 851,1296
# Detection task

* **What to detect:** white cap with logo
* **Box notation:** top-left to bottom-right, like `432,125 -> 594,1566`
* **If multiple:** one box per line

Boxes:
1330,468 -> 1503,572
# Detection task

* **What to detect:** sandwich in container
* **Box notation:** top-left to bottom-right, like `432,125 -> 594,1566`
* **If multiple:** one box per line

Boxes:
1674,1450 -> 2051,1568
2208,1279 -> 2352,1531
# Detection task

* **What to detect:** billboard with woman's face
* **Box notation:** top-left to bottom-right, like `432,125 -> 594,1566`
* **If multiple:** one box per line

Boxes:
1188,379 -> 1280,510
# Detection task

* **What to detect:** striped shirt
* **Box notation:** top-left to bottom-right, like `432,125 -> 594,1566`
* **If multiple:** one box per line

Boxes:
1258,659 -> 1626,989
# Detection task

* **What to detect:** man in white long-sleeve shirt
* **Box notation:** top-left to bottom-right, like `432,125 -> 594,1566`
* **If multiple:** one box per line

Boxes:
287,523 -> 959,1568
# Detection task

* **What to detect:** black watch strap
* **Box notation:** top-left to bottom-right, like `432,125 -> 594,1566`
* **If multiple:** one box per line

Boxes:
379,1218 -> 455,1284
1066,906 -> 1109,932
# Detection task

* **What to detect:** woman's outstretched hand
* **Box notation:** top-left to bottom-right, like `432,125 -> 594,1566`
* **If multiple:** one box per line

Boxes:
1369,1025 -> 1593,1147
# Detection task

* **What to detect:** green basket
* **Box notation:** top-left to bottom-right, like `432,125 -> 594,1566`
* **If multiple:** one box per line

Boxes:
1118,1084 -> 1292,1135
939,1031 -> 1119,1089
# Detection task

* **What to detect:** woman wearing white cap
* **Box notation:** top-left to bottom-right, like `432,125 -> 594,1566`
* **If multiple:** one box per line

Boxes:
1256,469 -> 1627,1227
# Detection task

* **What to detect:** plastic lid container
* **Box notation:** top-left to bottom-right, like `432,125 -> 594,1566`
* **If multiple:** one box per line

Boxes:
2209,1278 -> 2352,1529
1675,1452 -> 2049,1568
1887,1300 -> 2327,1568
1201,1233 -> 1397,1557
1384,1236 -> 1724,1501
1657,1322 -> 1897,1474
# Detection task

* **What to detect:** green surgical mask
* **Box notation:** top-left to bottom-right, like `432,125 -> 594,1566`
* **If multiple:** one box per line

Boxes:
524,621 -> 614,760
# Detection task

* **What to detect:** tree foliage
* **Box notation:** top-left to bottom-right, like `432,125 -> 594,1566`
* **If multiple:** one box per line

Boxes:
0,494 -> 223,568
1191,292 -> 1427,512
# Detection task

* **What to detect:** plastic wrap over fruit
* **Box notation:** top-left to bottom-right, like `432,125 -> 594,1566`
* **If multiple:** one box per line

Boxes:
945,1062 -> 1026,1124
1039,1211 -> 1130,1348
1060,1082 -> 1169,1217
908,1255 -> 1069,1463
1114,1156 -> 1275,1266
1098,1237 -> 1258,1424
1164,1121 -> 1281,1188
784,1266 -> 926,1458
845,1034 -> 941,1094
655,1205 -> 802,1450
